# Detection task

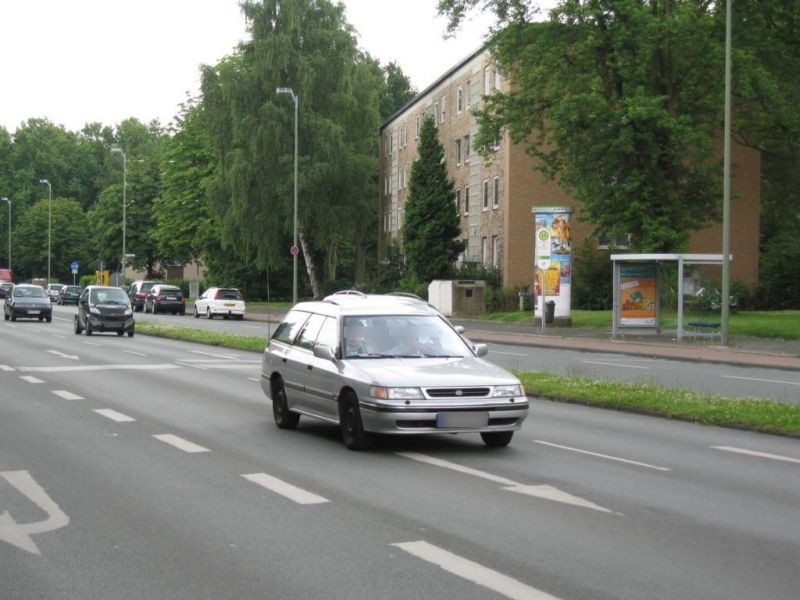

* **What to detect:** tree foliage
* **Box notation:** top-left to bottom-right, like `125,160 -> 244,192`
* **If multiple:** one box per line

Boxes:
403,116 -> 466,282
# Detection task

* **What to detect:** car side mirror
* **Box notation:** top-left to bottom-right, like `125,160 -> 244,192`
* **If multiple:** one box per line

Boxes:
313,343 -> 337,362
455,325 -> 465,334
472,343 -> 488,357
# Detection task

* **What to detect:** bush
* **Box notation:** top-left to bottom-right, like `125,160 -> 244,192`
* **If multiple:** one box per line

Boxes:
757,231 -> 800,309
571,241 -> 613,310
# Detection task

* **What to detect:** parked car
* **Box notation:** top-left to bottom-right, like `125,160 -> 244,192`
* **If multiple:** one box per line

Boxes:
74,286 -> 134,337
0,282 -> 13,299
260,292 -> 528,450
127,280 -> 159,312
144,284 -> 186,315
193,287 -> 246,320
4,284 -> 52,322
45,283 -> 65,302
57,285 -> 82,305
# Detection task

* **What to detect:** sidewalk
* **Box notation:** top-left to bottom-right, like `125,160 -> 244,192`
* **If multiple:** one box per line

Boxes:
245,305 -> 800,371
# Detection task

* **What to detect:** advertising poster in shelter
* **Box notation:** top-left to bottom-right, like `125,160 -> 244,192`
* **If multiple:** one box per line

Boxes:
619,264 -> 657,326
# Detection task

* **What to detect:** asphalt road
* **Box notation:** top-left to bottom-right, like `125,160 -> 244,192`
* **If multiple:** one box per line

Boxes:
2,312 -> 799,599
109,306 -> 800,404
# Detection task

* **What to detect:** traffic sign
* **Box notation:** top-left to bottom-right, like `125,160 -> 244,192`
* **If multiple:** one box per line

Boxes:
535,228 -> 551,271
70,261 -> 79,274
290,245 -> 299,256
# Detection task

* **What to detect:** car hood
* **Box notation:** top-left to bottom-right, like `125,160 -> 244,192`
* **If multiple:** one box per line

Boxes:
344,355 -> 520,387
11,297 -> 49,305
92,303 -> 131,314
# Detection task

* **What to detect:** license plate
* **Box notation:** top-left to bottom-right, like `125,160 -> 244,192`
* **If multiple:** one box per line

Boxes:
436,412 -> 489,428
165,296 -> 176,300
224,303 -> 235,307
27,310 -> 40,315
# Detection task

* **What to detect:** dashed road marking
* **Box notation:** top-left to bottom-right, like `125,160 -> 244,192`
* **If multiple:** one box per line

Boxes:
393,540 -> 562,600
242,473 -> 329,505
534,440 -> 671,471
18,364 -> 181,373
712,446 -> 800,465
51,390 -> 84,401
121,350 -> 147,357
93,409 -> 136,423
153,434 -> 210,453
19,376 -> 44,384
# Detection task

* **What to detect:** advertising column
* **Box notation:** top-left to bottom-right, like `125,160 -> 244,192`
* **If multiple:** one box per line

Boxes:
531,206 -> 573,324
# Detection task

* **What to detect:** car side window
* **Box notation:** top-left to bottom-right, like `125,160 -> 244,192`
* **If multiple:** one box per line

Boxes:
272,310 -> 310,344
295,313 -> 327,350
316,317 -> 339,351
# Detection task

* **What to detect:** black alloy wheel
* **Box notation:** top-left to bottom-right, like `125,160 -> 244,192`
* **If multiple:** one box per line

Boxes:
271,379 -> 300,429
339,391 -> 373,451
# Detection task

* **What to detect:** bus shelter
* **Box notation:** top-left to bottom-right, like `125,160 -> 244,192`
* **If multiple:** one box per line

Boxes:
611,253 -> 726,342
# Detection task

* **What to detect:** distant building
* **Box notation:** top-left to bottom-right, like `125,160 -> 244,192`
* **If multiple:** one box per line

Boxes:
378,47 -> 760,289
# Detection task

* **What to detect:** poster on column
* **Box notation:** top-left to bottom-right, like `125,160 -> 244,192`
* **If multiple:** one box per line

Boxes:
531,206 -> 573,317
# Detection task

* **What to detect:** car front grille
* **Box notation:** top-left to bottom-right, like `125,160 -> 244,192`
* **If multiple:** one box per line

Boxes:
425,387 -> 491,398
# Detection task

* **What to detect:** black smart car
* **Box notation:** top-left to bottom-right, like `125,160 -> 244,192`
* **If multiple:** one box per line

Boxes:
74,286 -> 135,337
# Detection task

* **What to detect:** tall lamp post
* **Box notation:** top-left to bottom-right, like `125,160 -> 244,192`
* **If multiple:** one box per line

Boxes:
38,179 -> 52,283
0,197 -> 10,271
110,146 -> 127,284
720,0 -> 732,346
276,87 -> 299,304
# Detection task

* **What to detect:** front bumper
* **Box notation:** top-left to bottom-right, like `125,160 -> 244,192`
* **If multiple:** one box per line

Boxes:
88,314 -> 135,333
10,306 -> 52,319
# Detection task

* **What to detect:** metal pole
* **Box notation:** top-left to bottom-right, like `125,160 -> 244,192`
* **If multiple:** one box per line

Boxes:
39,179 -> 52,282
721,0 -> 732,345
111,147 -> 127,285
292,93 -> 298,305
0,198 -> 9,271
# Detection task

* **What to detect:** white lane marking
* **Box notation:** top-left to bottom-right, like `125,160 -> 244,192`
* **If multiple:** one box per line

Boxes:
93,409 -> 136,423
46,350 -> 79,360
18,364 -> 181,373
242,473 -> 329,505
490,351 -> 528,357
122,350 -> 147,357
51,390 -> 84,401
712,446 -> 800,465
19,376 -> 44,384
0,470 -> 70,556
533,440 -> 671,471
190,350 -> 239,360
153,434 -> 210,453
397,452 -> 612,513
721,375 -> 800,387
82,341 -> 102,347
247,377 -> 260,382
393,541 -> 562,600
1,365 -> 16,371
178,358 -> 261,364
51,335 -> 67,340
581,360 -> 651,370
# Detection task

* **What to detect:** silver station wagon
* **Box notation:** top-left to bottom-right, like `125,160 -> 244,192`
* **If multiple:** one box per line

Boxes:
260,292 -> 529,450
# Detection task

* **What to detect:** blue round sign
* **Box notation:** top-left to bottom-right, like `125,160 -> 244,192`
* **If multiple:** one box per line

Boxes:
70,261 -> 79,272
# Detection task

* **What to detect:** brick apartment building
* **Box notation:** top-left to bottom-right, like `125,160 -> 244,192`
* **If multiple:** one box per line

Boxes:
378,47 -> 760,290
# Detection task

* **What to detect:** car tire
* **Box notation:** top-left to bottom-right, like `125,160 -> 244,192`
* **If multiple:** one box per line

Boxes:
127,330 -> 134,338
10,313 -> 16,322
206,307 -> 213,319
86,321 -> 93,336
3,311 -> 8,321
74,316 -> 82,334
46,315 -> 52,323
193,306 -> 199,318
339,391 -> 372,451
272,379 -> 300,429
480,431 -> 514,447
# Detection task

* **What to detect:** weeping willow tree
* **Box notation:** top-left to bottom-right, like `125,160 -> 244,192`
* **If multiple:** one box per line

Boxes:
200,0 -> 383,298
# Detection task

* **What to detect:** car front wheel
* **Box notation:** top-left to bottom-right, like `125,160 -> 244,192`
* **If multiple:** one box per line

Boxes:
339,391 -> 372,451
74,315 -> 82,334
272,379 -> 300,429
480,431 -> 514,447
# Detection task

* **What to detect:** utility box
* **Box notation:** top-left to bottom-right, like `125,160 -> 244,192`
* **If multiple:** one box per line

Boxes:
428,280 -> 486,317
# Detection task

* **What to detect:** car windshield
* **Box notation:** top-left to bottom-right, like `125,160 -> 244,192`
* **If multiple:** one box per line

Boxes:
66,286 -> 81,292
15,287 -> 46,298
342,315 -> 468,359
91,289 -> 129,305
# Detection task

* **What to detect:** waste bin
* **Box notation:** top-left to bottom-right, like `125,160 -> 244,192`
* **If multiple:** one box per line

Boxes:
545,300 -> 555,324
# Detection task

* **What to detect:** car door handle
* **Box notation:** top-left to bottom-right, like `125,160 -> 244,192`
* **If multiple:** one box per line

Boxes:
282,358 -> 288,363
306,365 -> 312,371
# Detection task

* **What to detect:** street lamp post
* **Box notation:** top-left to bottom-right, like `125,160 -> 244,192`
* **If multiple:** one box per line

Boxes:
276,87 -> 299,304
110,146 -> 127,284
0,197 -> 10,271
38,179 -> 52,283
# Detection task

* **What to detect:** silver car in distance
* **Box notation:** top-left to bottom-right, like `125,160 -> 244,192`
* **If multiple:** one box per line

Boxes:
260,292 -> 528,450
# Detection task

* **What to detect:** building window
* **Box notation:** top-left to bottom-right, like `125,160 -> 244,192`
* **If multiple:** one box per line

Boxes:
481,237 -> 488,265
495,67 -> 502,91
457,87 -> 463,113
464,186 -> 470,215
455,139 -> 462,166
466,79 -> 472,108
401,123 -> 407,148
440,96 -> 446,124
384,175 -> 390,196
484,66 -> 491,95
415,115 -> 420,139
492,235 -> 499,268
493,176 -> 500,208
482,180 -> 489,210
455,189 -> 461,215
464,135 -> 470,163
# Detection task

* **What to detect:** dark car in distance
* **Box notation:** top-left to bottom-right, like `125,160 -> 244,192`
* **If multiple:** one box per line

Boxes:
0,281 -> 13,299
57,285 -> 82,305
127,280 -> 159,312
4,284 -> 52,322
74,286 -> 135,337
144,284 -> 185,315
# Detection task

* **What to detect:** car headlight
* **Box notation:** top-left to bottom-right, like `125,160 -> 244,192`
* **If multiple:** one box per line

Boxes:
124,309 -> 133,316
89,307 -> 101,315
492,384 -> 524,397
370,386 -> 424,400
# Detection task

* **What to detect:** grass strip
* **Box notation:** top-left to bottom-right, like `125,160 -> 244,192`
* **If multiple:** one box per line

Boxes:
136,321 -> 266,353
515,371 -> 800,437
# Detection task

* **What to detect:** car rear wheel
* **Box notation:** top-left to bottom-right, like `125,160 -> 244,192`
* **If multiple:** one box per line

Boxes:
74,315 -> 82,334
193,306 -> 199,318
339,391 -> 372,451
206,307 -> 213,319
272,379 -> 300,429
480,431 -> 514,447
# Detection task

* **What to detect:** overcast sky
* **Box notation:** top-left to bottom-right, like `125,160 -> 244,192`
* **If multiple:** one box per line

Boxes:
0,0 -> 497,133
